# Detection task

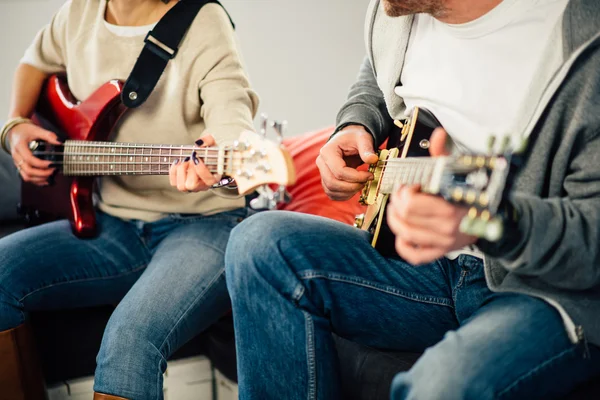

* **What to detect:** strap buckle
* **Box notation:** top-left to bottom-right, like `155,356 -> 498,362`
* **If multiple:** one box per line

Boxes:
144,32 -> 177,61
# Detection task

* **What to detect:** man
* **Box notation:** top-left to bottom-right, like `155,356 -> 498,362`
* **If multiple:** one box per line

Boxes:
225,0 -> 600,398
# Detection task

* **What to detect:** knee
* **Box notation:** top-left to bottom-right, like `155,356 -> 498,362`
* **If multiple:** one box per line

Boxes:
226,212 -> 296,279
98,311 -> 165,369
0,274 -> 25,331
225,211 -> 308,299
390,353 -> 494,400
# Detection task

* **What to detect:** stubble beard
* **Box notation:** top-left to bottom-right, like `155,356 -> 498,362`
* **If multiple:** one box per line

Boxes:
382,0 -> 447,18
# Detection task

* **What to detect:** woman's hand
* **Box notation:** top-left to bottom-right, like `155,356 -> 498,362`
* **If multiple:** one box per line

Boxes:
169,135 -> 221,193
8,122 -> 60,186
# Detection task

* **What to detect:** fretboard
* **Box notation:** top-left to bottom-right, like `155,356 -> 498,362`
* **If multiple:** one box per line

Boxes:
378,157 -> 443,194
56,141 -> 237,176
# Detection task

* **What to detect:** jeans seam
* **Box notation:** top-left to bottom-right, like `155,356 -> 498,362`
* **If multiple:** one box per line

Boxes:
149,341 -> 167,400
18,263 -> 148,303
496,346 -> 577,398
452,269 -> 468,306
158,268 -> 226,355
304,310 -> 316,400
298,271 -> 453,308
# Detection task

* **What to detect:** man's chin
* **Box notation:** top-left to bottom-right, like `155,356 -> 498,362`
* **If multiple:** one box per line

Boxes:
382,2 -> 413,17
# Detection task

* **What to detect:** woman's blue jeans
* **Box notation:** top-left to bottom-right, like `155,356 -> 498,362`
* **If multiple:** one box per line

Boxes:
0,208 -> 251,399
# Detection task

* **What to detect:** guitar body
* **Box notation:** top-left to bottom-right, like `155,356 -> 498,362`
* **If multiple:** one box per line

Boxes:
355,107 -> 441,257
21,75 -> 127,238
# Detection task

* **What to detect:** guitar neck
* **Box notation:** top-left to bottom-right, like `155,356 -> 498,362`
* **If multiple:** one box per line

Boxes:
57,140 -> 236,176
378,157 -> 445,194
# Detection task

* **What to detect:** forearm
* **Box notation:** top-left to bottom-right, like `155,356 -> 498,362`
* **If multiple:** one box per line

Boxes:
8,64 -> 48,119
334,56 -> 393,148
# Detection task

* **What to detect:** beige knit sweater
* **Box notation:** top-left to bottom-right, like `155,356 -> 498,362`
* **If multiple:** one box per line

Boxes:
22,0 -> 259,221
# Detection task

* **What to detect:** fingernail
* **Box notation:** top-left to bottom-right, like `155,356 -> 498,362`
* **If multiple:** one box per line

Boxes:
192,151 -> 199,165
195,139 -> 204,146
172,159 -> 179,166
184,157 -> 190,163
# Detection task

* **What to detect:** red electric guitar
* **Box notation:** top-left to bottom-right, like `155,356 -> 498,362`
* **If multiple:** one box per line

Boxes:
20,75 -> 296,238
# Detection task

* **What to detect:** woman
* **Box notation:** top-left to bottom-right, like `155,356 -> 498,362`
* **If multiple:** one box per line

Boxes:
0,0 -> 258,399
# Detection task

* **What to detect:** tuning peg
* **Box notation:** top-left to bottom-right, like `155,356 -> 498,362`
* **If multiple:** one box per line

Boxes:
465,191 -> 477,204
487,136 -> 496,155
354,213 -> 365,229
250,193 -> 275,210
274,185 -> 292,204
452,188 -> 464,202
478,193 -> 490,207
271,120 -> 287,144
483,218 -> 503,241
468,207 -> 478,220
260,114 -> 269,137
233,140 -> 248,151
499,136 -> 511,154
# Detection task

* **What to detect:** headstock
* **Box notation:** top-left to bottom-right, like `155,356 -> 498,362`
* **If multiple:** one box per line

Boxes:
229,116 -> 296,202
436,154 -> 511,241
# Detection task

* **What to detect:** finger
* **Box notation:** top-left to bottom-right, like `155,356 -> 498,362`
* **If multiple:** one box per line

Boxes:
192,151 -> 219,187
356,131 -> 379,164
395,238 -> 446,266
39,127 -> 62,146
185,163 -> 205,193
18,169 -> 49,185
429,128 -> 450,157
391,185 -> 458,219
169,159 -> 180,187
177,157 -> 190,192
317,157 -> 365,198
320,180 -> 356,201
318,148 -> 373,184
18,161 -> 55,180
196,134 -> 216,147
13,143 -> 53,169
387,206 -> 454,248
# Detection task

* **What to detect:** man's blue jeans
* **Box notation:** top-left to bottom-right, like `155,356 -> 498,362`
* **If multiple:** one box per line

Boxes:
0,207 -> 251,399
225,211 -> 600,400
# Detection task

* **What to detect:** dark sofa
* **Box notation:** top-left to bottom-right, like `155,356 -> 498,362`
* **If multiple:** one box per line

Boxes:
2,137 -> 600,399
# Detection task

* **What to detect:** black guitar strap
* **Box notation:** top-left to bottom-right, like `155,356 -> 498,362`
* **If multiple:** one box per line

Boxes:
122,0 -> 234,108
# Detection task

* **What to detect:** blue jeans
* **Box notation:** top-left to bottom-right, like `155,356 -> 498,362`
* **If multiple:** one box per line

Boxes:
0,207 -> 252,399
225,211 -> 600,400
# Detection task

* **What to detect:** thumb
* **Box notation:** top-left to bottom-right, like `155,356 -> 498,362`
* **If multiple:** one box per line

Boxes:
357,132 -> 378,164
429,128 -> 450,157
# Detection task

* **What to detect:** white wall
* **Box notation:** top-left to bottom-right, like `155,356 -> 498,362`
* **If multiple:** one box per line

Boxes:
0,0 -> 368,136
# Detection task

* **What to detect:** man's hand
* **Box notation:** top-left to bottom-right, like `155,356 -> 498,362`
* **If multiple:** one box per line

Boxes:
386,128 -> 477,265
316,125 -> 379,201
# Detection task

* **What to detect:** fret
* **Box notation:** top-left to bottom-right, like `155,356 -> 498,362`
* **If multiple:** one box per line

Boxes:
227,149 -> 234,175
380,158 -> 440,194
134,144 -> 140,175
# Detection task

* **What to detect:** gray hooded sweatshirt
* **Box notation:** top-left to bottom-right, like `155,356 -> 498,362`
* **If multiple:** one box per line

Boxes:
336,0 -> 600,348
